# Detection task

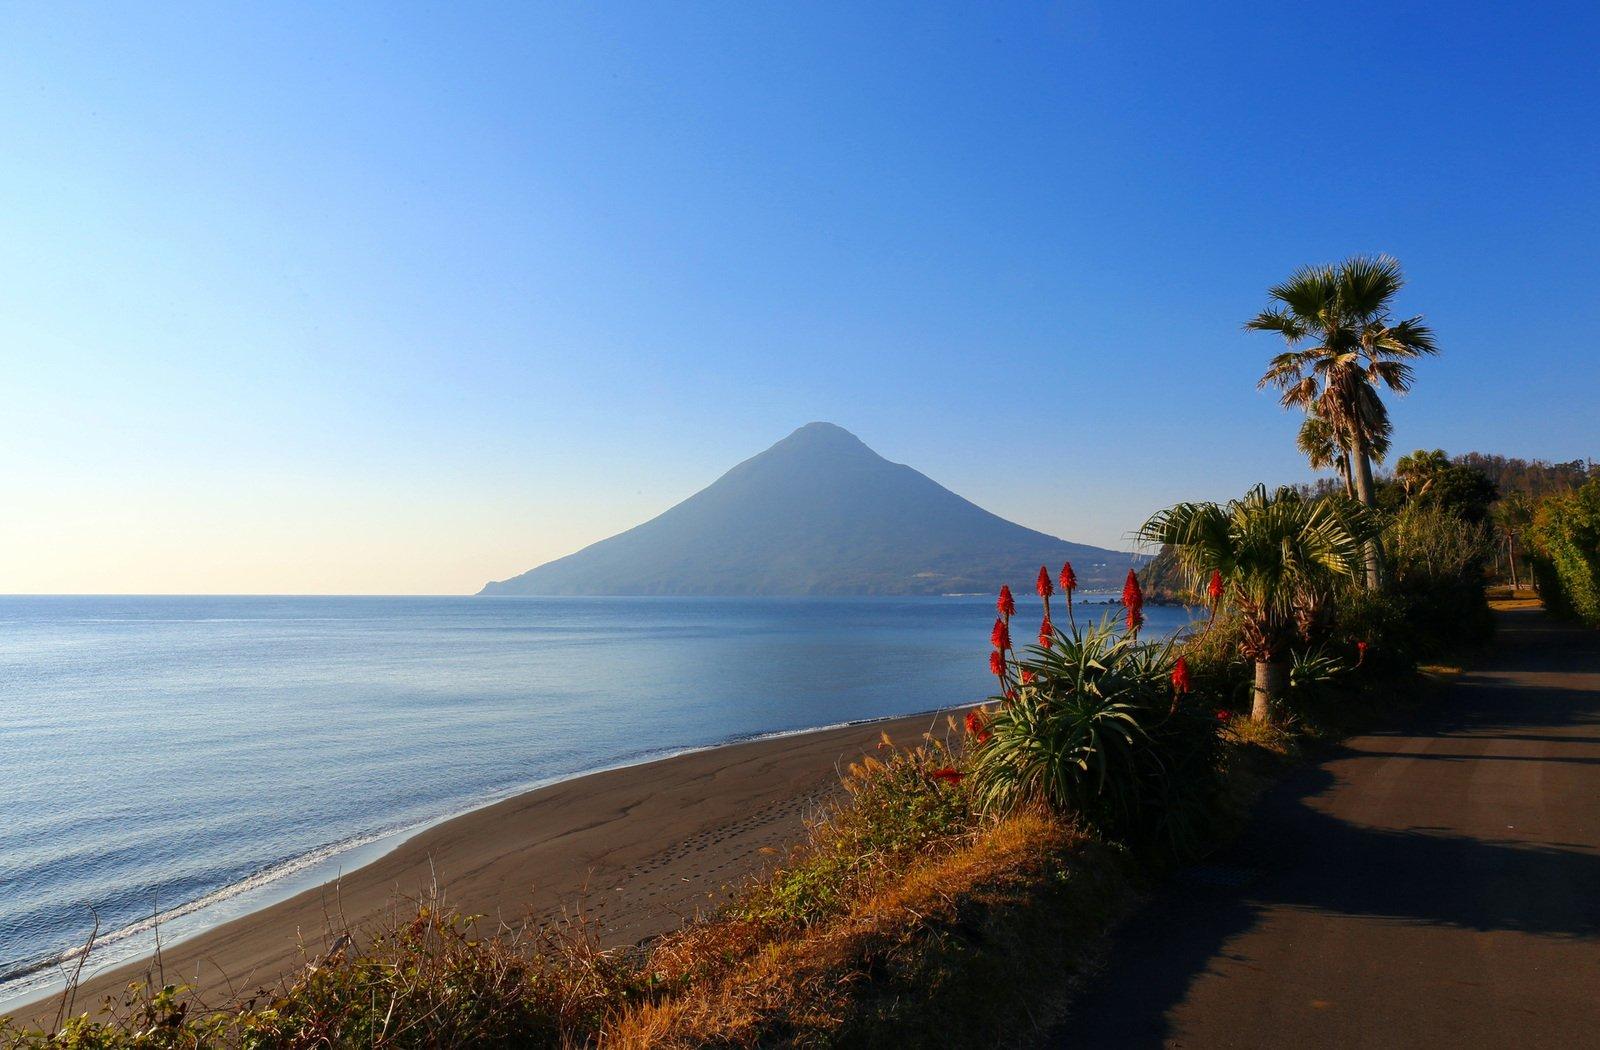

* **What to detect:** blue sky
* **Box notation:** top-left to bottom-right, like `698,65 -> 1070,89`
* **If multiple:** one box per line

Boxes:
2,1 -> 1596,593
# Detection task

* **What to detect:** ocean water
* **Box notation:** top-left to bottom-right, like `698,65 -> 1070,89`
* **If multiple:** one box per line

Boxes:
0,595 -> 1197,1003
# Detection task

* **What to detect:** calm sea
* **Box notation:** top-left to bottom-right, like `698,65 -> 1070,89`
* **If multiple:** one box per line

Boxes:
0,595 -> 1196,1003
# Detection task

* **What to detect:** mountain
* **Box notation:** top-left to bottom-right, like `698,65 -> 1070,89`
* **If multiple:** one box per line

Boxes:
478,422 -> 1139,596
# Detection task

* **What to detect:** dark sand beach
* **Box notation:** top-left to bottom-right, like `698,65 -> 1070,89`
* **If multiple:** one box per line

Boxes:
9,710 -> 954,1025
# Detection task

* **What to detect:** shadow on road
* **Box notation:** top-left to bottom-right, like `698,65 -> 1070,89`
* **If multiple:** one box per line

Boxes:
1048,609 -> 1600,1049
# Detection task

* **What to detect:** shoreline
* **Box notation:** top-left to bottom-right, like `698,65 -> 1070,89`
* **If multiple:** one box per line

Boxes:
0,713 -> 933,1004
3,707 -> 960,1025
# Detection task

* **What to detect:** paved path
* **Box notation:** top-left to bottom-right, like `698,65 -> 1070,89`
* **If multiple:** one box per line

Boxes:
1048,607 -> 1600,1048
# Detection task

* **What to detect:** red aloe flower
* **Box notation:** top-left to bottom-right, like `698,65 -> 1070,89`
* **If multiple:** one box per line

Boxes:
1207,569 -> 1224,604
1003,687 -> 1017,701
1171,656 -> 1192,694
1356,640 -> 1369,667
1036,566 -> 1053,598
989,650 -> 1005,677
990,617 -> 1011,652
1059,562 -> 1078,635
1020,669 -> 1036,685
928,766 -> 965,785
964,709 -> 991,743
1038,616 -> 1053,647
1122,569 -> 1144,634
997,585 -> 1015,619
1215,709 -> 1230,722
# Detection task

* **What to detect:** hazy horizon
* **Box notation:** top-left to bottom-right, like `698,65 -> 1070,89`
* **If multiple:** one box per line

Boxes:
4,3 -> 1597,594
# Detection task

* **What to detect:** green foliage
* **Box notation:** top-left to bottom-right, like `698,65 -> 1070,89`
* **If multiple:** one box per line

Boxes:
1170,613 -> 1251,710
1287,645 -> 1348,700
1386,500 -> 1495,650
1529,478 -> 1600,627
1389,500 -> 1491,582
1385,450 -> 1497,523
1137,485 -> 1379,661
738,735 -> 974,928
970,619 -> 1223,860
1330,588 -> 1416,674
1296,403 -> 1388,493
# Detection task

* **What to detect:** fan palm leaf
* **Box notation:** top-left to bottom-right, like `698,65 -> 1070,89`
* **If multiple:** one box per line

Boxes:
1138,486 -> 1377,720
1246,254 -> 1438,587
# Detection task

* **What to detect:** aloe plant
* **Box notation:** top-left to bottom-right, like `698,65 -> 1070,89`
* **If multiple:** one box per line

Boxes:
971,619 -> 1219,857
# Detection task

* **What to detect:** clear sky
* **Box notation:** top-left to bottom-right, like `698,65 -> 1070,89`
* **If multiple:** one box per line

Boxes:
3,1 -> 1597,594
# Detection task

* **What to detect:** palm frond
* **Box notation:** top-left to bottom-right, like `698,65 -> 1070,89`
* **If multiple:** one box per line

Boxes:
1245,308 -> 1308,343
1268,265 -> 1338,322
1296,413 -> 1338,469
1336,254 -> 1405,318
1278,375 -> 1319,410
1256,348 -> 1319,390
1138,485 -> 1374,657
1383,316 -> 1438,356
1366,358 -> 1414,393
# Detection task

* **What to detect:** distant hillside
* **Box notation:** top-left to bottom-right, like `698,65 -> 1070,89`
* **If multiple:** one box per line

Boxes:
480,423 -> 1139,596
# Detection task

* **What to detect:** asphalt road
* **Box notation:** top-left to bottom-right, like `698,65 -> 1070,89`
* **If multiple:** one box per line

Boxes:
1048,606 -> 1600,1048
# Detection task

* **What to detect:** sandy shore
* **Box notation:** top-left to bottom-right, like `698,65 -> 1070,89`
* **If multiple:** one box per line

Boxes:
8,710 -> 954,1026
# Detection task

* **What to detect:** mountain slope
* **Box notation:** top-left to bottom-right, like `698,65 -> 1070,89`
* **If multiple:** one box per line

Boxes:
479,422 -> 1136,596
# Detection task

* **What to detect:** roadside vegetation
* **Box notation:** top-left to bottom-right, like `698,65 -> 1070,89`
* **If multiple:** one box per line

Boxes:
9,253 -> 1590,1047
1525,477 -> 1600,626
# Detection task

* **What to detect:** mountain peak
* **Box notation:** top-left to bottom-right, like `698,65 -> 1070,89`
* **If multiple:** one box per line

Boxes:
480,426 -> 1136,596
790,421 -> 856,438
775,421 -> 872,451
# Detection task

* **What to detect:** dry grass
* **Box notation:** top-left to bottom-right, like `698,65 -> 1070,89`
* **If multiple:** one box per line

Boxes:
610,810 -> 1126,1049
2,737 -> 1135,1049
1220,712 -> 1299,756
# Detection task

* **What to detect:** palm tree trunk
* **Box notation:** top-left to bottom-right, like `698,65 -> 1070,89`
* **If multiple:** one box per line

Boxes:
1348,428 -> 1384,589
1252,659 -> 1286,722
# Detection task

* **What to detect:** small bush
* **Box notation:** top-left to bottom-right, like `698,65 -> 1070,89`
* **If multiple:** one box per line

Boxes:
1173,612 -> 1252,712
1330,587 -> 1415,672
737,732 -> 974,929
970,619 -> 1224,861
1386,501 -> 1495,651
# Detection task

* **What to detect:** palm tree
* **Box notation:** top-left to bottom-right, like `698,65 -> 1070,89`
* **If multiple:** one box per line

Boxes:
1394,448 -> 1450,498
1492,492 -> 1535,589
1248,255 -> 1438,588
1138,486 -> 1377,721
1297,405 -> 1391,499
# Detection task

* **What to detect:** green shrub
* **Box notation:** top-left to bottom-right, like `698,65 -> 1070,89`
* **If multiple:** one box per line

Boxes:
1331,587 -> 1417,674
737,734 -> 974,928
1386,501 -> 1495,651
1529,478 -> 1600,627
1173,612 -> 1252,712
970,619 -> 1224,860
